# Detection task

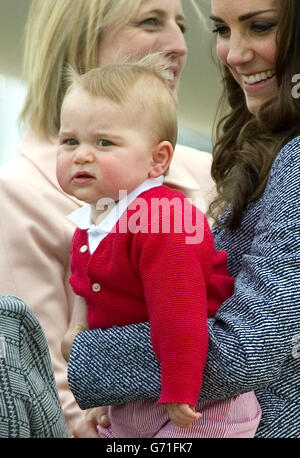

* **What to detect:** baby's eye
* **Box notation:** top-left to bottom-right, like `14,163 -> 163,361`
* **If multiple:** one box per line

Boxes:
65,138 -> 78,146
97,139 -> 113,147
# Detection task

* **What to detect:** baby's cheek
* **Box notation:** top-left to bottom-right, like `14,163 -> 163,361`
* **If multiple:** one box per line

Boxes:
56,156 -> 71,190
98,157 -> 125,181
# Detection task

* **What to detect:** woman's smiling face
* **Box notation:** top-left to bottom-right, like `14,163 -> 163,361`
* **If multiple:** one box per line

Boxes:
211,0 -> 279,114
97,0 -> 187,101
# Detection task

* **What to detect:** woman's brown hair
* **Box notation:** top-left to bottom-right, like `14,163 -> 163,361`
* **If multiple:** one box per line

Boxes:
209,0 -> 300,229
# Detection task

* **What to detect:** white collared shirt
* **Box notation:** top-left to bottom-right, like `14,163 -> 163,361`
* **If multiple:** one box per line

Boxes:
67,176 -> 164,254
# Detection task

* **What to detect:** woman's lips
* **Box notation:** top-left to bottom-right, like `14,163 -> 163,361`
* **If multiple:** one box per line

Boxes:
242,74 -> 276,94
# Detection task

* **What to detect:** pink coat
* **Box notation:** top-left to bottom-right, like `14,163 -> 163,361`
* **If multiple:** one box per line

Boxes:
0,128 -> 215,432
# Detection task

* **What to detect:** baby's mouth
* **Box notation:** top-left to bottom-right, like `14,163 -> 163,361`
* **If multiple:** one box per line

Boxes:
73,171 -> 95,183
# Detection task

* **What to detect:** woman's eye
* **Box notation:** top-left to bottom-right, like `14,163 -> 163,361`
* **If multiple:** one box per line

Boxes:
212,24 -> 230,37
97,139 -> 113,147
138,17 -> 185,34
177,22 -> 186,34
139,17 -> 160,28
251,21 -> 277,33
212,21 -> 277,37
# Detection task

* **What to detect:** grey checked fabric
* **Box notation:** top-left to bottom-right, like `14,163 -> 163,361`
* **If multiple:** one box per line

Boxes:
68,136 -> 300,438
0,295 -> 68,438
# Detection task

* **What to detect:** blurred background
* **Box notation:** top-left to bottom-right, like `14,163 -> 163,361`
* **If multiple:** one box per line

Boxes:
0,0 -> 222,166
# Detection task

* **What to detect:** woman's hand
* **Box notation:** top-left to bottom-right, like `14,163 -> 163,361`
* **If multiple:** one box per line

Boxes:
71,407 -> 110,438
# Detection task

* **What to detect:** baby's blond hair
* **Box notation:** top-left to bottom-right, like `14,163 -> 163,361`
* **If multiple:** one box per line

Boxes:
64,54 -> 178,148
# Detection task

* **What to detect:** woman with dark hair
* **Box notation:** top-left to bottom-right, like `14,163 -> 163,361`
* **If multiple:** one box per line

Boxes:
68,0 -> 300,437
209,0 -> 300,229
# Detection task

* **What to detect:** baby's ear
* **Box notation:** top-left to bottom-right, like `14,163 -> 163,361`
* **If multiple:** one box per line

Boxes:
148,141 -> 174,178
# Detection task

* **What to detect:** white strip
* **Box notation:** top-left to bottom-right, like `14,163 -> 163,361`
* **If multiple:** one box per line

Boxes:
0,335 -> 6,359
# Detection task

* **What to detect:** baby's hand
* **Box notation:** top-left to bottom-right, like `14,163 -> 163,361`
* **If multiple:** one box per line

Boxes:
61,324 -> 88,362
166,403 -> 202,429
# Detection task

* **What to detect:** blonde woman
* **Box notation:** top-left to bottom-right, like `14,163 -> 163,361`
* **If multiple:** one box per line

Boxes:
0,0 -> 214,436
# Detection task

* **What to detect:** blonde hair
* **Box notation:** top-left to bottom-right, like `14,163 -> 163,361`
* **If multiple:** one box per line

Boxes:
64,55 -> 178,148
20,0 -> 144,137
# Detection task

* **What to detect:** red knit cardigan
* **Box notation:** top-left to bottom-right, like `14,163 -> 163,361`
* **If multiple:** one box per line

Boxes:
69,185 -> 234,405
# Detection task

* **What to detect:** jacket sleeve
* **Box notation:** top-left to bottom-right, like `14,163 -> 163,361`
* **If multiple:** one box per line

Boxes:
0,156 -> 85,433
68,137 -> 300,409
0,295 -> 68,437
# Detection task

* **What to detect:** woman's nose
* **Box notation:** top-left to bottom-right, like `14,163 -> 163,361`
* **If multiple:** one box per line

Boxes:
159,22 -> 187,59
226,36 -> 254,68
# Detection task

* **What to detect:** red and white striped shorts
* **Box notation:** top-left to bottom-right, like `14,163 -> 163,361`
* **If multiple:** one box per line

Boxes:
97,391 -> 261,438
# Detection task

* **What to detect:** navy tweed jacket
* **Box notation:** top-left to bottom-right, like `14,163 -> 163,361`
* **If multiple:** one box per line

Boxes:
68,136 -> 300,438
0,295 -> 68,438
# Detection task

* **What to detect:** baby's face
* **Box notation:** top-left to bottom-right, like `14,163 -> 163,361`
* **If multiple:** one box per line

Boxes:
56,87 -> 156,205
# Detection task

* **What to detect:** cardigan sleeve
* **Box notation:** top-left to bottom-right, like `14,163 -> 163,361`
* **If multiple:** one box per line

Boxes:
131,204 -> 210,405
68,137 -> 300,409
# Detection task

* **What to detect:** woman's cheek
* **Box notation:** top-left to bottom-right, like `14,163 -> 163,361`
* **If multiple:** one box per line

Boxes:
216,40 -> 228,66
